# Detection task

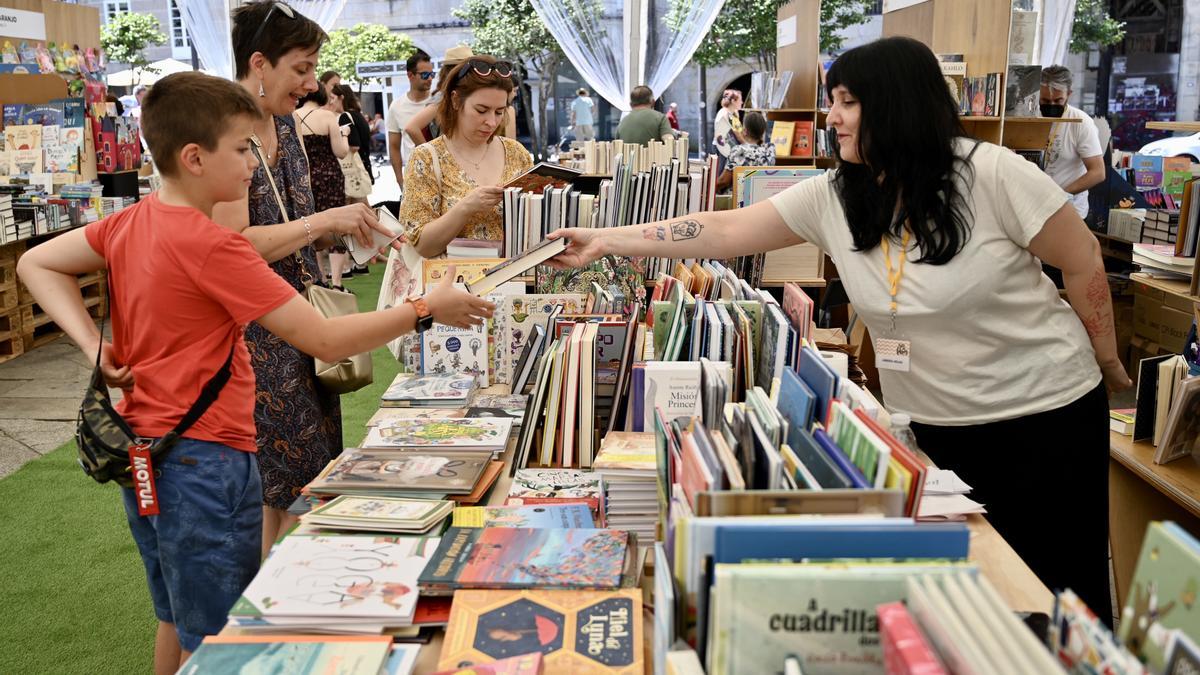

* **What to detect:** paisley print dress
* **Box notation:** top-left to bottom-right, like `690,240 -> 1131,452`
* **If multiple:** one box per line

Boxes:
245,114 -> 343,510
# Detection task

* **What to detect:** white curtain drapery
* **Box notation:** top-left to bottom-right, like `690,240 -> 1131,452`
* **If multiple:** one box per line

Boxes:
1039,0 -> 1078,68
178,0 -> 347,80
528,0 -> 725,112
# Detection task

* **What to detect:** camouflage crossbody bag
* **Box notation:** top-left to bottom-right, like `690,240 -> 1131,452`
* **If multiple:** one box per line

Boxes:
75,308 -> 235,490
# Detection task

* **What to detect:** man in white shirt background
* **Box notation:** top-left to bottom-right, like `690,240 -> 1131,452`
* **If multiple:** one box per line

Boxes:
570,88 -> 595,142
1040,65 -> 1105,219
386,49 -> 435,190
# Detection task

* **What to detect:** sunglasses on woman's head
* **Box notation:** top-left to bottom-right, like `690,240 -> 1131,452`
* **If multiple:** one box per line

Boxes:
249,1 -> 297,53
455,59 -> 514,83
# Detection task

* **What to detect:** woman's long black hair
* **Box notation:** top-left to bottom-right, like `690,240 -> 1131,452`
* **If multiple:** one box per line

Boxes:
827,36 -> 973,265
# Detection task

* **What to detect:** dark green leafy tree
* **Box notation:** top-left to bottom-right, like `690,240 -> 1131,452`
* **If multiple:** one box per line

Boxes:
317,23 -> 414,87
99,12 -> 167,85
1070,0 -> 1126,53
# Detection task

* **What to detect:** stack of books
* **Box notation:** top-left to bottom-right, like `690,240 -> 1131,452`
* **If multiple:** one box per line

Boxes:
506,468 -> 606,526
380,373 -> 477,408
298,495 -> 454,534
450,503 -> 595,529
593,432 -> 657,545
307,448 -> 496,499
1134,242 -> 1194,281
228,534 -> 440,633
1142,209 -> 1180,246
361,417 -> 514,458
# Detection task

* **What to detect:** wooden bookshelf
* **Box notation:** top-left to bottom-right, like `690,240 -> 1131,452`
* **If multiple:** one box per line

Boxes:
1129,272 -> 1198,303
1145,121 -> 1200,133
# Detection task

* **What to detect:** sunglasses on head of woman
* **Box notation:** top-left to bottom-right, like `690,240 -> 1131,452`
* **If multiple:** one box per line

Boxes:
454,59 -> 514,83
249,1 -> 297,52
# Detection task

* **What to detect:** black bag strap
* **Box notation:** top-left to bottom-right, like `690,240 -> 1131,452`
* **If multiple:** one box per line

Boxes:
92,274 -> 236,444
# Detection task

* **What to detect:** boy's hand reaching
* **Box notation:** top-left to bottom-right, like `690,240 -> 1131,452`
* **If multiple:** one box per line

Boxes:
423,265 -> 494,329
99,341 -> 134,389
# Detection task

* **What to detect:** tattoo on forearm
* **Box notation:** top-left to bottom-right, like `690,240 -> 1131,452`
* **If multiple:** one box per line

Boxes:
1083,309 -> 1113,339
1081,267 -> 1114,339
670,219 -> 702,241
1085,267 -> 1108,306
643,225 -> 666,241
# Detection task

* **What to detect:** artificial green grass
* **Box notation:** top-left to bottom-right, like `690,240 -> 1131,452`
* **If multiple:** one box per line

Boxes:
0,266 -> 396,674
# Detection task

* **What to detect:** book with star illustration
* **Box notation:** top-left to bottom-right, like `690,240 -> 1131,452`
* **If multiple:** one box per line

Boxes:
439,589 -> 643,674
419,527 -> 628,594
229,535 -> 440,626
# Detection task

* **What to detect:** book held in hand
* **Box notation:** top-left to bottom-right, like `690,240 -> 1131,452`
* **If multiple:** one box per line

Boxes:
467,238 -> 570,296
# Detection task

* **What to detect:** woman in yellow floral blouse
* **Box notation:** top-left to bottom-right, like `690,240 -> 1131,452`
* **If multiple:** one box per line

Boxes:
400,54 -> 533,258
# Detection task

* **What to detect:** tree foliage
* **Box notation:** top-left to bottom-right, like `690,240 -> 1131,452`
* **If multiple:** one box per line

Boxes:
99,12 -> 167,81
668,0 -> 872,71
454,0 -> 597,158
317,23 -> 414,85
1070,0 -> 1126,53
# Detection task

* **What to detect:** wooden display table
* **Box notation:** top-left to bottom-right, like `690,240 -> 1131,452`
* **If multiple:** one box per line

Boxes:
1109,432 -> 1200,609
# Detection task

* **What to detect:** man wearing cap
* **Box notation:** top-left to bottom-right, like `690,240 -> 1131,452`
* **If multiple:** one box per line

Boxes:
387,49 -> 436,189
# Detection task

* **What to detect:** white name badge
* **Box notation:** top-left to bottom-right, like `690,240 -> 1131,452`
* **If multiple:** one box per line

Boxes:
875,337 -> 912,372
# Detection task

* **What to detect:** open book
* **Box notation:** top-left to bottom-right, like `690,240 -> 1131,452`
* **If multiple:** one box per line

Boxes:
502,161 -> 583,193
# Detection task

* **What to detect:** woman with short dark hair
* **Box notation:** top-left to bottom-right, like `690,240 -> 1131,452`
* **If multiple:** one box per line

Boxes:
549,36 -> 1130,621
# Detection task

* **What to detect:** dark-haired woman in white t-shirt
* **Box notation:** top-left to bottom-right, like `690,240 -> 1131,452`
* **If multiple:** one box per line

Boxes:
548,36 -> 1131,623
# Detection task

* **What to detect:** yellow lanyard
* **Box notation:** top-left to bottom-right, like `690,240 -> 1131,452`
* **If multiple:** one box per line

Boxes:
880,229 -> 911,332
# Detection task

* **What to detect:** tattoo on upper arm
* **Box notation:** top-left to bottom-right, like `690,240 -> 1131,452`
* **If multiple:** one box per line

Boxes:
670,219 -> 702,241
643,225 -> 666,241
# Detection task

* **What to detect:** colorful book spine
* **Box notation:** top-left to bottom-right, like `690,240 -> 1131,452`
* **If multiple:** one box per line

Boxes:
878,601 -> 948,674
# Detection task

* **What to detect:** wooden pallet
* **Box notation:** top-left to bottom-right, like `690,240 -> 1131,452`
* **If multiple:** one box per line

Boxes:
20,294 -> 103,350
0,282 -> 15,313
0,309 -> 22,364
0,258 -> 14,289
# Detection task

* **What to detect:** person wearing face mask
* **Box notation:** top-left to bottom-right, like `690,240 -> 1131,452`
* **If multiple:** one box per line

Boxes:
1040,65 -> 1105,219
399,54 -> 533,258
546,37 -> 1130,624
212,0 -> 396,555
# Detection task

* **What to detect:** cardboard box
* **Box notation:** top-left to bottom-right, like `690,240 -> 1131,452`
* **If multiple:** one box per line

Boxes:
1160,305 -> 1194,353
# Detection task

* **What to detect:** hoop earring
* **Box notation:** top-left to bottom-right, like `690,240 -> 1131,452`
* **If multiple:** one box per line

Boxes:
258,81 -> 266,98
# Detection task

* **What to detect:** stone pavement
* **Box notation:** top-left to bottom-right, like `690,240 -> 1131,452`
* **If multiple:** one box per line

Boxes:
0,337 -> 97,478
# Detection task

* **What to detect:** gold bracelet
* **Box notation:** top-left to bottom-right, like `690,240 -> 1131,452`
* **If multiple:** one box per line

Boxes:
300,216 -> 314,245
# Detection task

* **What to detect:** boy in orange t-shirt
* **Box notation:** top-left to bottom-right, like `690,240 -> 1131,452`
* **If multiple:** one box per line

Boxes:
17,72 -> 493,674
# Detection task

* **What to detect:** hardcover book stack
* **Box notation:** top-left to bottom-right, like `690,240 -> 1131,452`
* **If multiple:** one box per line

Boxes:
592,432 -> 658,545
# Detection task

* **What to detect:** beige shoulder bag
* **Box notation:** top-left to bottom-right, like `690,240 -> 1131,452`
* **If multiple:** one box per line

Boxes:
252,134 -> 373,394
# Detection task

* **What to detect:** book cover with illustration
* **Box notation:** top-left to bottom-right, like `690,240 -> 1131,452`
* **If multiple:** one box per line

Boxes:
381,372 -> 476,407
312,449 -> 493,495
506,469 -> 605,514
424,258 -> 503,288
494,294 -> 585,384
305,495 -> 453,526
419,527 -> 628,593
708,562 -> 970,674
452,504 -> 595,529
439,589 -> 643,674
231,535 -> 441,621
422,321 -> 490,387
1118,521 -> 1200,672
364,418 -> 513,450
593,432 -> 656,472
642,362 -> 702,432
181,635 -> 394,674
431,652 -> 544,675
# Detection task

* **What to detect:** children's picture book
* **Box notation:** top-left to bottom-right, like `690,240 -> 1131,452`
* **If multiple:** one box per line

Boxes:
422,320 -> 490,387
791,121 -> 814,158
367,408 -> 467,427
381,373 -> 476,407
310,449 -> 493,495
506,469 -> 605,514
769,121 -> 795,157
302,495 -> 454,533
180,635 -> 394,675
438,589 -> 644,673
364,417 -> 514,450
593,432 -> 656,472
451,504 -> 596,529
1118,521 -> 1200,671
431,652 -> 544,675
419,527 -> 629,593
473,393 -> 531,412
232,535 -> 441,623
494,294 -> 586,385
424,258 -> 503,289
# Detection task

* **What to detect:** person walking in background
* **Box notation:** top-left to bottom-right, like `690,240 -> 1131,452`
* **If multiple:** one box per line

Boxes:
322,85 -> 355,286
369,112 -> 386,157
400,55 -> 533,258
293,86 -> 350,288
320,70 -> 340,98
335,84 -> 374,195
666,101 -> 680,132
716,111 -> 774,191
570,87 -> 595,142
1040,65 -> 1104,219
713,88 -> 745,172
387,49 -> 436,190
616,85 -> 673,146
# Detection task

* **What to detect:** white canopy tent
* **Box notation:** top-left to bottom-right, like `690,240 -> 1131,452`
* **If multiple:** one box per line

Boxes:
106,58 -> 213,87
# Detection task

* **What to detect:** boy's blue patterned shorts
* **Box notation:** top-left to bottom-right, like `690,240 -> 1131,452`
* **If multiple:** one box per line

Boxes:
121,438 -> 261,652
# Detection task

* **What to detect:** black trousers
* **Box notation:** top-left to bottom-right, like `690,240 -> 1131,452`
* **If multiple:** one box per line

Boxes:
911,383 -> 1112,624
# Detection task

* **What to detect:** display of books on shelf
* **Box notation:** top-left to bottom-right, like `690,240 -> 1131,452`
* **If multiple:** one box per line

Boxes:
229,535 -> 441,631
363,418 -> 514,453
299,495 -> 454,534
308,449 -> 494,497
438,589 -> 643,673
418,527 -> 630,594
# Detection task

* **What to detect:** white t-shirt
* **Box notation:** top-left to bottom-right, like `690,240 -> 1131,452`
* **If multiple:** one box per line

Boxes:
768,138 -> 1100,426
386,93 -> 435,164
1044,104 -> 1102,218
713,108 -> 733,157
570,96 -> 594,126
